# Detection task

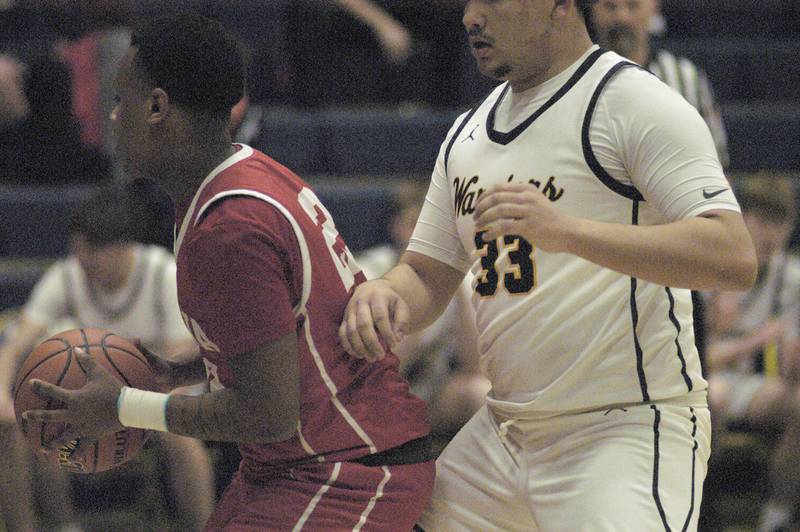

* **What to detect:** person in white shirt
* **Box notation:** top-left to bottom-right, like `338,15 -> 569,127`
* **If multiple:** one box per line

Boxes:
0,185 -> 214,532
340,0 -> 757,530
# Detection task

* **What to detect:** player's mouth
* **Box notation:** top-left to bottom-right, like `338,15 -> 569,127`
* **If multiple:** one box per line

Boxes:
470,39 -> 493,59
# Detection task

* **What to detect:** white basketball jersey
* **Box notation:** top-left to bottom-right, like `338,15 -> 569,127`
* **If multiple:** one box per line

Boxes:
23,244 -> 193,352
408,47 -> 736,414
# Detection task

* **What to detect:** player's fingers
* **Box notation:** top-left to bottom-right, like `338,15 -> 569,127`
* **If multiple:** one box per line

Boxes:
371,304 -> 397,351
474,204 -> 527,229
474,187 -> 530,216
344,310 -> 374,361
355,301 -> 387,361
28,379 -> 71,403
482,219 -> 519,241
73,347 -> 103,379
390,297 -> 410,347
22,407 -> 69,423
338,321 -> 356,357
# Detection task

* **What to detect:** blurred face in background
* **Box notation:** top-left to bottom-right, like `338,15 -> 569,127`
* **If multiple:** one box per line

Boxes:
592,0 -> 658,61
70,234 -> 132,292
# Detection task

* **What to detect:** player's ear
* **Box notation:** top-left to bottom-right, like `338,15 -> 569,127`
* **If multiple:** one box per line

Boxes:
147,88 -> 169,124
551,0 -> 570,19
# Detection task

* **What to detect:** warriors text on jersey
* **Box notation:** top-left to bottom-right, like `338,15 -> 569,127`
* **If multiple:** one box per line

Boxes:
174,145 -> 429,478
409,46 -> 741,415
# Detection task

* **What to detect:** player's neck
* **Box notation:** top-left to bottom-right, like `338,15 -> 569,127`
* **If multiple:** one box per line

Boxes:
98,246 -> 136,293
161,134 -> 235,207
630,41 -> 651,67
509,29 -> 593,93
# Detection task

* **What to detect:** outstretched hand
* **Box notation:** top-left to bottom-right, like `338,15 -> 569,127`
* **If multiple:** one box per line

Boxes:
339,279 -> 409,362
22,348 -> 123,449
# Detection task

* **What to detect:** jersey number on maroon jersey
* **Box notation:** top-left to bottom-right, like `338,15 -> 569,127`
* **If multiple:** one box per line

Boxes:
474,231 -> 537,297
298,188 -> 361,292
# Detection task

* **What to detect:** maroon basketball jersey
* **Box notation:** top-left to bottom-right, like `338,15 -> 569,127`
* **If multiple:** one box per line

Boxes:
174,145 -> 430,477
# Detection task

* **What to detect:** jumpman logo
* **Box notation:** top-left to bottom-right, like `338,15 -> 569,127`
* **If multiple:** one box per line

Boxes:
462,124 -> 479,142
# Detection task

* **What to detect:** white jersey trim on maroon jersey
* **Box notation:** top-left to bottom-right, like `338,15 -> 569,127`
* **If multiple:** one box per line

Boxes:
302,317 -> 378,454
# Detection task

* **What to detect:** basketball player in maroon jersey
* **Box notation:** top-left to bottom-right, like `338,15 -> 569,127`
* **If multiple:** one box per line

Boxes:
23,13 -> 434,531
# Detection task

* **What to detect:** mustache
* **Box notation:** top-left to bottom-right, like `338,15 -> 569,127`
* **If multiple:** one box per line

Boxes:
467,27 -> 492,42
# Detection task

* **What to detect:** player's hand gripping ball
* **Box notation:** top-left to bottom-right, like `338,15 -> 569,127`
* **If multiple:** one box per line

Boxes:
13,328 -> 156,473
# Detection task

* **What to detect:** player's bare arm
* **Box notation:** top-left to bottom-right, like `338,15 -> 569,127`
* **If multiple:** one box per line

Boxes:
474,182 -> 757,291
340,252 -> 464,361
166,331 -> 299,443
24,331 -> 299,446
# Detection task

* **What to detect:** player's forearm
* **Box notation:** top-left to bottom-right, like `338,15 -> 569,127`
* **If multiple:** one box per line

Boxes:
562,210 -> 757,291
164,388 -> 297,444
384,255 -> 463,333
169,356 -> 207,387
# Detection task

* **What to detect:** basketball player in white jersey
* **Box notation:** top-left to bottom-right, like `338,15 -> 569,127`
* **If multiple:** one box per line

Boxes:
340,0 -> 757,529
0,185 -> 214,531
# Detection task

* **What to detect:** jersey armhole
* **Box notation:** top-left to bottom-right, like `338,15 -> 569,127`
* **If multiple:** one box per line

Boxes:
581,62 -> 645,202
194,191 -> 311,318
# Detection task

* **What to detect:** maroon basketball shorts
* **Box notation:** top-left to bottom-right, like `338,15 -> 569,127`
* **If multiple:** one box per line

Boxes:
205,459 -> 435,531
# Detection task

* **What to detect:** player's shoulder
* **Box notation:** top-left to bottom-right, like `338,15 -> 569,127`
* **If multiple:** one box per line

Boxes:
600,59 -> 698,116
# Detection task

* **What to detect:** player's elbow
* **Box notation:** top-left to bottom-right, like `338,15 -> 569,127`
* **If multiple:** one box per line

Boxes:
715,242 -> 757,291
245,404 -> 299,444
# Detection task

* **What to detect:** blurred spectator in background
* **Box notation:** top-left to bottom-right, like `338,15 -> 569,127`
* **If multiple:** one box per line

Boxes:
590,0 -> 729,168
0,185 -> 214,531
706,174 -> 800,532
0,49 -> 110,183
287,0 -> 466,108
356,182 -> 490,444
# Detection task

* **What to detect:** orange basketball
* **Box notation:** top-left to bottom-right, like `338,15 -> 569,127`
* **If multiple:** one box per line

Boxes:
13,328 -> 156,474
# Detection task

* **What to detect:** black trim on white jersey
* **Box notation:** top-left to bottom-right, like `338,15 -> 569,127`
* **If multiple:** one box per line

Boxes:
665,287 -> 693,391
650,405 -> 671,531
680,408 -> 699,532
444,106 -> 479,177
486,48 -> 608,146
582,61 -> 645,201
630,201 -> 649,402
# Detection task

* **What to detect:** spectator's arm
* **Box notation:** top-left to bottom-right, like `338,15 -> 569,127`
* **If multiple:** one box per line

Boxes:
332,0 -> 413,63
706,317 -> 788,372
0,316 -> 47,419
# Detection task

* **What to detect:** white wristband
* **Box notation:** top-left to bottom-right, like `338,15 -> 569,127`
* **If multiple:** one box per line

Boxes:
117,386 -> 170,432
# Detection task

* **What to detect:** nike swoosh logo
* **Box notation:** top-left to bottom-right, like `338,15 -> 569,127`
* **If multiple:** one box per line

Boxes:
703,188 -> 728,199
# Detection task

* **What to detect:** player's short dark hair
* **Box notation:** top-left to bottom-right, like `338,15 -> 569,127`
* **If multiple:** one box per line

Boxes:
738,173 -> 798,224
68,185 -> 136,247
130,13 -> 245,115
